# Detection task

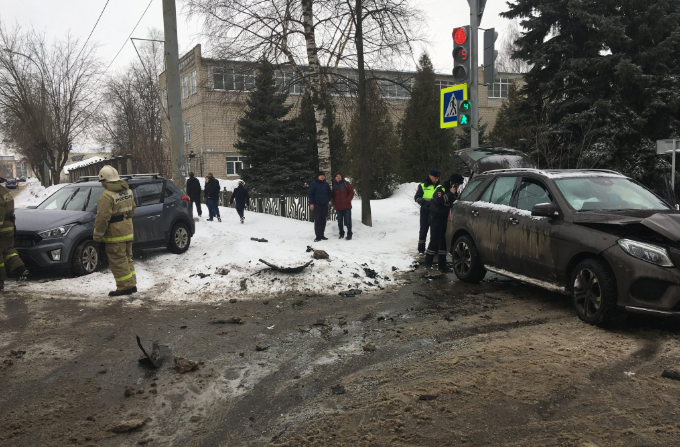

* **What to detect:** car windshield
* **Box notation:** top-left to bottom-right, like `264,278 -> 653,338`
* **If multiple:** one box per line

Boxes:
554,177 -> 670,211
37,186 -> 104,212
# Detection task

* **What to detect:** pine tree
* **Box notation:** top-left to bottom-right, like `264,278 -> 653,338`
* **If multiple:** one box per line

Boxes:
502,0 -> 680,187
398,53 -> 456,182
347,80 -> 399,198
234,61 -> 314,194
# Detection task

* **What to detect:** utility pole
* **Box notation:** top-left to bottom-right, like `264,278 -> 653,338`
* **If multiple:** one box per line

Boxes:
469,0 -> 479,148
162,0 -> 186,189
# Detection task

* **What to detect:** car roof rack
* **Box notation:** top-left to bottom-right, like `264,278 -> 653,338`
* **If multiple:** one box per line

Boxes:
76,173 -> 164,183
481,168 -> 624,176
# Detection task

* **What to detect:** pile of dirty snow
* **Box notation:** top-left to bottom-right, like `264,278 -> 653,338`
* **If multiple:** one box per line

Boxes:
9,183 -> 423,302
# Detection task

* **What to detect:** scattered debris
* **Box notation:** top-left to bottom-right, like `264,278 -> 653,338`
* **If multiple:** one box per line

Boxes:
209,318 -> 244,325
363,267 -> 379,279
418,395 -> 438,401
412,291 -> 432,300
138,438 -> 154,445
267,325 -> 275,330
174,357 -> 199,374
392,266 -> 398,271
306,246 -> 315,253
136,336 -> 168,369
215,267 -> 230,275
190,272 -> 211,279
258,259 -> 314,273
662,370 -> 680,381
255,345 -> 269,352
250,237 -> 268,243
312,250 -> 329,260
180,325 -> 187,329
331,385 -> 346,395
343,329 -> 349,334
313,319 -> 326,326
229,298 -> 238,303
240,278 -> 249,291
363,343 -> 376,352
9,350 -> 26,358
339,289 -> 362,297
110,419 -> 146,433
190,415 -> 201,423
624,371 -> 636,378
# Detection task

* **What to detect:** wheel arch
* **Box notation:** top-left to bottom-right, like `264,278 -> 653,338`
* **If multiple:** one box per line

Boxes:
565,252 -> 613,293
166,216 -> 194,240
450,229 -> 477,252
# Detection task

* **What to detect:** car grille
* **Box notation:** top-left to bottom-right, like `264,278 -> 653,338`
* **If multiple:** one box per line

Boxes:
14,236 -> 36,248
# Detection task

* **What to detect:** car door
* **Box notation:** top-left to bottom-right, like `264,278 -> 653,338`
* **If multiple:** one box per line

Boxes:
504,177 -> 562,282
469,175 -> 519,268
130,181 -> 165,245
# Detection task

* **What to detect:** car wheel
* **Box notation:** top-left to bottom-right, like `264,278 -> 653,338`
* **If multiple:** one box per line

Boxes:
571,258 -> 622,327
452,235 -> 486,283
71,240 -> 102,276
167,222 -> 191,254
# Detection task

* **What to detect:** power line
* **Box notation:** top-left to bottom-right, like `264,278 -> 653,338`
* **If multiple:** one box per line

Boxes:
76,0 -> 111,61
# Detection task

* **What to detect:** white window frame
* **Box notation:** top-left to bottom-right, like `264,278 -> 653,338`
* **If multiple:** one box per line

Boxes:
212,67 -> 254,91
190,70 -> 197,95
184,121 -> 191,143
182,76 -> 189,99
226,156 -> 249,176
488,78 -> 513,99
275,71 -> 303,95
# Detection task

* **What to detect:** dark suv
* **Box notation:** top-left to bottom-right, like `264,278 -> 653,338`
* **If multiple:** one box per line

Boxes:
451,148 -> 680,326
14,174 -> 195,276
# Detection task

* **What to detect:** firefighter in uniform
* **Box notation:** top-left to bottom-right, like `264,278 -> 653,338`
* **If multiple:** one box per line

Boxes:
93,166 -> 137,296
424,173 -> 464,271
0,178 -> 29,291
414,169 -> 442,254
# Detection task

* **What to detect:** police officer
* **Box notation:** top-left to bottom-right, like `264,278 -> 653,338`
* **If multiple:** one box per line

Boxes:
414,169 -> 442,254
92,166 -> 137,296
0,177 -> 28,291
424,173 -> 464,271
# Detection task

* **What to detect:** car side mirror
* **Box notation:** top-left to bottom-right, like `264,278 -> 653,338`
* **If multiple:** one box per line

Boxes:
531,203 -> 559,218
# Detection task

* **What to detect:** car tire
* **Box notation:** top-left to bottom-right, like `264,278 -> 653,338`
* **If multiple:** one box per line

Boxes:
167,222 -> 191,254
452,235 -> 486,283
571,258 -> 623,327
71,240 -> 103,276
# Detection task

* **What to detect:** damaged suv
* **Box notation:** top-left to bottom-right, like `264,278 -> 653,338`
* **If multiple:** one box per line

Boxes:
451,148 -> 680,326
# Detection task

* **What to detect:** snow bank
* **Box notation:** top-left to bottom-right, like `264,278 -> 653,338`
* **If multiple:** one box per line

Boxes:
9,183 -> 423,302
13,179 -> 68,209
62,156 -> 104,174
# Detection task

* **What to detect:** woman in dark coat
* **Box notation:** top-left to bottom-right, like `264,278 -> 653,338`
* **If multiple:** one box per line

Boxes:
230,180 -> 250,223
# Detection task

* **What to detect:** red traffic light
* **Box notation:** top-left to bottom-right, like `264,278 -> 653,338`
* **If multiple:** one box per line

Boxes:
453,27 -> 467,45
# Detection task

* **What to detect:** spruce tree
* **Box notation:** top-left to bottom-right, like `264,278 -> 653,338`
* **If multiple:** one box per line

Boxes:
398,53 -> 455,182
234,61 -> 313,194
347,80 -> 399,198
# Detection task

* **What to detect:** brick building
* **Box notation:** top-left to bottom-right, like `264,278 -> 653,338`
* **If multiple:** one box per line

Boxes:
159,44 -> 522,179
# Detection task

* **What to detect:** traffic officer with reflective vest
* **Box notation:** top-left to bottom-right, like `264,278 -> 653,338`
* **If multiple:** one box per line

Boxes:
93,166 -> 137,296
414,169 -> 442,254
0,177 -> 29,291
424,173 -> 464,271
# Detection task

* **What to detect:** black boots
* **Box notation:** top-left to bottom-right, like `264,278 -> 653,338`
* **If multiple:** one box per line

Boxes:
109,286 -> 138,297
346,232 -> 352,240
339,233 -> 345,239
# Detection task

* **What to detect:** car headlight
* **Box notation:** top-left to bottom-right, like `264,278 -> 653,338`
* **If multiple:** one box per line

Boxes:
38,224 -> 75,240
618,239 -> 674,267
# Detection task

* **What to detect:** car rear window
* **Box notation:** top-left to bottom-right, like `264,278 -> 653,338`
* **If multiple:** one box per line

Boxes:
458,179 -> 483,201
480,177 -> 516,206
132,182 -> 164,206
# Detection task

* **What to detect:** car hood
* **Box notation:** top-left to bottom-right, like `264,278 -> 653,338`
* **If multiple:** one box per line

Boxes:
572,211 -> 680,242
14,209 -> 93,233
455,147 -> 536,175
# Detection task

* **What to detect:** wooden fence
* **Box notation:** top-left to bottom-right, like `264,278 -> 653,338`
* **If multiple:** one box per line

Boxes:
67,155 -> 134,183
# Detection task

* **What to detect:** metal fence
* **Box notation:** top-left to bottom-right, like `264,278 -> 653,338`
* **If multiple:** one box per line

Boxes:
211,189 -> 337,222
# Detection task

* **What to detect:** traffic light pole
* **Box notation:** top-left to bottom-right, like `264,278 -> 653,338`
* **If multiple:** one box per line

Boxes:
469,0 -> 479,148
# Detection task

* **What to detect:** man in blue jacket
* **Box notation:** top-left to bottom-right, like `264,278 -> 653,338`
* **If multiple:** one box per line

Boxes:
308,171 -> 332,242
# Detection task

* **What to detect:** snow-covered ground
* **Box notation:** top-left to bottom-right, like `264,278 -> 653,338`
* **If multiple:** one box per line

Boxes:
9,182 -> 422,302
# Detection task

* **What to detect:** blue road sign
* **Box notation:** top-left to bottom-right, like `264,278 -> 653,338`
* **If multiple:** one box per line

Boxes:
440,84 -> 468,129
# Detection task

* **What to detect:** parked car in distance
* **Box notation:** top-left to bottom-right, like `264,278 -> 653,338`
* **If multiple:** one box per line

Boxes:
14,174 -> 195,276
451,148 -> 680,326
19,177 -> 27,182
5,178 -> 18,189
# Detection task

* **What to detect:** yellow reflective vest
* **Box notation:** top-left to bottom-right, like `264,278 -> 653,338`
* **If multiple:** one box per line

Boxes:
420,182 -> 442,201
93,180 -> 136,243
0,185 -> 15,236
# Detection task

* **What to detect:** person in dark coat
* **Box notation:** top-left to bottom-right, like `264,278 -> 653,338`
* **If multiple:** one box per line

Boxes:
186,172 -> 202,217
230,180 -> 250,223
204,174 -> 221,222
414,169 -> 441,254
307,171 -> 332,242
332,172 -> 354,240
424,173 -> 464,271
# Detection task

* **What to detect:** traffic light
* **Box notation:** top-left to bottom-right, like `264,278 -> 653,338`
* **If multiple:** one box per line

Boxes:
483,28 -> 498,85
458,100 -> 471,127
452,26 -> 471,83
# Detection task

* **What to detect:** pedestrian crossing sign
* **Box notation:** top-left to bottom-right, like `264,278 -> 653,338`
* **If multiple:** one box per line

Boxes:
440,83 -> 468,129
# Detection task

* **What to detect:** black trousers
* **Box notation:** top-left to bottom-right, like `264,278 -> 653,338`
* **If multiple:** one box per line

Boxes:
190,196 -> 202,216
236,204 -> 245,218
418,206 -> 430,253
425,215 -> 448,267
313,205 -> 328,238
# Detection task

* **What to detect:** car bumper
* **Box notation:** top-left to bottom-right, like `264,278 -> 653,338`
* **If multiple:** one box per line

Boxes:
603,245 -> 680,314
15,237 -> 71,271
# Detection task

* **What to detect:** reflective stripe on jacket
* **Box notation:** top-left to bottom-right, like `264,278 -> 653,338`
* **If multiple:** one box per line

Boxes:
93,180 -> 136,243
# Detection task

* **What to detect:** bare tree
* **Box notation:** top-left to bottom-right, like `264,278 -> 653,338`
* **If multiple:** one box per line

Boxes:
97,29 -> 170,176
496,19 -> 532,74
0,23 -> 101,185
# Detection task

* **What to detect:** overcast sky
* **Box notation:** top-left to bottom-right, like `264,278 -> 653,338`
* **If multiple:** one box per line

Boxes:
1,0 -> 512,76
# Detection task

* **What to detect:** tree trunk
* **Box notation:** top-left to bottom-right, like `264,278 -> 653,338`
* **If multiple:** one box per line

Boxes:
355,0 -> 372,226
301,0 -> 332,178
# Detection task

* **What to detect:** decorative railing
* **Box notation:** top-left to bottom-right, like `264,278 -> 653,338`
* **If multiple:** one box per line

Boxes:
210,189 -> 337,222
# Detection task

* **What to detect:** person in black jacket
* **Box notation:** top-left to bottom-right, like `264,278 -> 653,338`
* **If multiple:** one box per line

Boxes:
230,180 -> 250,223
424,173 -> 464,271
307,171 -> 332,242
204,174 -> 221,222
186,172 -> 202,217
414,169 -> 442,254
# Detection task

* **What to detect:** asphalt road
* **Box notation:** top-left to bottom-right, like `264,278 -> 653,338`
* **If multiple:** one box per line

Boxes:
2,268 -> 680,447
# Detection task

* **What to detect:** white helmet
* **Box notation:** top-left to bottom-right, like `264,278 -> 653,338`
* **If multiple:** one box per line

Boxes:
98,165 -> 120,182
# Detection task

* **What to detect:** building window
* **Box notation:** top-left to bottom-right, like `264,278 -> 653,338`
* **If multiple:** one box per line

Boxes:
275,71 -> 303,94
190,70 -> 197,95
226,156 -> 249,175
378,78 -> 412,99
488,78 -> 513,98
162,89 -> 167,108
436,80 -> 458,90
333,73 -> 358,96
213,67 -> 254,91
182,76 -> 189,99
184,122 -> 191,143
